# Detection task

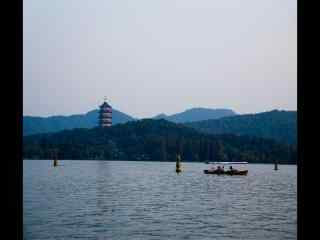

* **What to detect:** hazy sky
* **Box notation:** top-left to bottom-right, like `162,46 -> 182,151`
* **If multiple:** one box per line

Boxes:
24,0 -> 297,118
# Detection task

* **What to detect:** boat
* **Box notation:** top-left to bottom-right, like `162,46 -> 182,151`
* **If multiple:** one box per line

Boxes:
203,162 -> 248,176
203,169 -> 248,175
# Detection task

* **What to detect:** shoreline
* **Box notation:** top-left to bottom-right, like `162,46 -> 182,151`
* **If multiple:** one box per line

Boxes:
22,159 -> 297,165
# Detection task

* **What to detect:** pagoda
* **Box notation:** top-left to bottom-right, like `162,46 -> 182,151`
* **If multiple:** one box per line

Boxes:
98,99 -> 112,127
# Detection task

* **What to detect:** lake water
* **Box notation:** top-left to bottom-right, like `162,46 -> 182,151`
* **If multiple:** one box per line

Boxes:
24,160 -> 296,240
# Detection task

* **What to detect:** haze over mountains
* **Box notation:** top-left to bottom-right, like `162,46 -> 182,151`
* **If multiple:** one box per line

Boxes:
23,107 -> 297,146
23,109 -> 135,136
23,107 -> 236,136
153,108 -> 236,123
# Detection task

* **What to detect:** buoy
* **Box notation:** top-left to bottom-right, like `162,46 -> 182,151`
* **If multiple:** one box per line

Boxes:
274,161 -> 278,171
52,149 -> 58,167
176,154 -> 182,173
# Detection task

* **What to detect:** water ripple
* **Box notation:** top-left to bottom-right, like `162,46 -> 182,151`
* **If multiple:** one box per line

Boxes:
24,160 -> 296,240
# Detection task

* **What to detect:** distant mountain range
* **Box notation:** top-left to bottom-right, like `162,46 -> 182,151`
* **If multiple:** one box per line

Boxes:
23,107 -> 237,136
23,109 -> 135,136
153,108 -> 236,123
186,110 -> 297,145
23,108 -> 297,145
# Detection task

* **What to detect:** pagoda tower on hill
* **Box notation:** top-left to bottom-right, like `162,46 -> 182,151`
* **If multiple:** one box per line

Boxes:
98,98 -> 112,127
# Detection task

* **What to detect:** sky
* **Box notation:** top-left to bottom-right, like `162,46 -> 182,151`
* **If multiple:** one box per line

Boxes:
23,0 -> 297,118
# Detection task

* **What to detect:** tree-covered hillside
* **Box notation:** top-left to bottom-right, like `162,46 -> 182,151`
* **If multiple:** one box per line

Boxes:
185,110 -> 296,145
23,119 -> 296,164
23,107 -> 235,136
23,109 -> 135,136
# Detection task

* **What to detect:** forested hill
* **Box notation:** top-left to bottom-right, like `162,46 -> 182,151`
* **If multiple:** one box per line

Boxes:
23,107 -> 235,136
185,110 -> 297,145
153,108 -> 236,123
23,109 -> 135,136
23,119 -> 296,164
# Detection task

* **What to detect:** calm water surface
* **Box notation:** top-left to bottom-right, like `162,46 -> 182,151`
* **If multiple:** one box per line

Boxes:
24,160 -> 296,240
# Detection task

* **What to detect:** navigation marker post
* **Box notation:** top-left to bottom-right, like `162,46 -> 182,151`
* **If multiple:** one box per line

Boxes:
176,154 -> 182,173
52,149 -> 58,167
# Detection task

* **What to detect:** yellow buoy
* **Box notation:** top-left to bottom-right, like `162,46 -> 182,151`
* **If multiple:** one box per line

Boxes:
52,149 -> 58,167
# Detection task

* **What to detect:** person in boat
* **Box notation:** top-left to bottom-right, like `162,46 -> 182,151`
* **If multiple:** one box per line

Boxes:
217,165 -> 224,173
229,165 -> 238,173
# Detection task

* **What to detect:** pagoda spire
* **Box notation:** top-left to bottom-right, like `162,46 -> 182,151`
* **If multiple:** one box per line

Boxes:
98,98 -> 112,127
